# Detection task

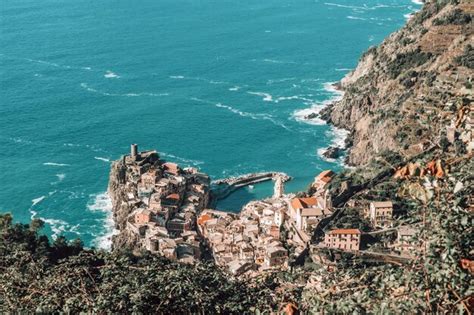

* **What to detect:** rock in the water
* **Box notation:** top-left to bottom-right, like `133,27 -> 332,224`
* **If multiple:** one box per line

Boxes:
322,146 -> 342,159
304,112 -> 318,119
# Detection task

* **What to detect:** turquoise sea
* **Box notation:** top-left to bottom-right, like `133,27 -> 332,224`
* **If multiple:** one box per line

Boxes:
0,0 -> 421,247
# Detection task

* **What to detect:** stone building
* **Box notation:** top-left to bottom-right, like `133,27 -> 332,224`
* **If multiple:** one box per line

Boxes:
368,201 -> 393,227
324,229 -> 361,251
264,246 -> 288,268
393,225 -> 419,256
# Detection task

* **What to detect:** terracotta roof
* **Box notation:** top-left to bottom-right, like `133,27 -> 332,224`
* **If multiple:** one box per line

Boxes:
197,213 -> 212,226
291,197 -> 317,209
316,170 -> 335,182
166,193 -> 180,200
328,228 -> 361,235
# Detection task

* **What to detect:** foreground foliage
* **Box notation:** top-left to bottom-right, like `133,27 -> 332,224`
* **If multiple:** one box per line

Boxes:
0,215 -> 278,313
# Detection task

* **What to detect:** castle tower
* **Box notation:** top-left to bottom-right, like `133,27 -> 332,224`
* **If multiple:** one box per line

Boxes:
131,144 -> 138,158
273,175 -> 284,199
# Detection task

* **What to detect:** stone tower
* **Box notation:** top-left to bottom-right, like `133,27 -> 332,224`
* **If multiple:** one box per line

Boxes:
131,144 -> 138,158
273,175 -> 284,199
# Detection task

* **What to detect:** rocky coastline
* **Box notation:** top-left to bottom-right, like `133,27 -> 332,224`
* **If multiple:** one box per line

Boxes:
319,1 -> 473,166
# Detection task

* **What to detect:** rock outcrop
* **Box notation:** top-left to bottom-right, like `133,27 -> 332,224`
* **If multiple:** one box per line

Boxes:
108,145 -> 211,261
322,0 -> 473,166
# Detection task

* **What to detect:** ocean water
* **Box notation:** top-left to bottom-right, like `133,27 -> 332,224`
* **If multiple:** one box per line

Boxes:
0,0 -> 421,248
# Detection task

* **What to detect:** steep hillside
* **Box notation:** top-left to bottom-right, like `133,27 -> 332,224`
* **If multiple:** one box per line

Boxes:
322,0 -> 473,166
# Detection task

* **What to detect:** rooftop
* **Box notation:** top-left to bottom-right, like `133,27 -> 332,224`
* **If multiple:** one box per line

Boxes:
371,201 -> 393,208
291,197 -> 318,210
328,228 -> 361,235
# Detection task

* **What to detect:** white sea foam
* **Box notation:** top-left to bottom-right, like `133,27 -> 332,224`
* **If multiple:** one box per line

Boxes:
81,83 -> 168,97
324,2 -> 368,10
347,16 -> 367,20
293,82 -> 348,161
94,157 -> 111,163
317,147 -> 336,162
43,162 -> 70,167
328,125 -> 350,148
56,174 -> 66,182
247,91 -> 274,102
293,105 -> 327,125
32,196 -> 46,206
170,75 -> 185,79
216,103 -> 266,120
10,137 -> 34,144
161,152 -> 205,166
88,192 -> 117,250
252,58 -> 297,65
325,2 -> 406,11
411,0 -> 423,5
42,217 -> 69,239
404,12 -> 415,20
323,82 -> 343,95
26,58 -> 63,68
191,97 -> 291,131
229,86 -> 241,91
209,80 -> 226,85
275,95 -> 314,103
335,68 -> 353,72
266,77 -> 296,85
104,70 -> 120,79
29,209 -> 37,220
317,124 -> 351,163
215,103 -> 292,131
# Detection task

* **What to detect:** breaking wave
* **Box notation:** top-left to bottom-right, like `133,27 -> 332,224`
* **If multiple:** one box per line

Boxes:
214,103 -> 292,131
247,91 -> 274,102
43,162 -> 70,167
31,196 -> 46,207
104,70 -> 120,79
88,192 -> 117,250
94,157 -> 111,163
160,152 -> 205,166
292,82 -> 343,126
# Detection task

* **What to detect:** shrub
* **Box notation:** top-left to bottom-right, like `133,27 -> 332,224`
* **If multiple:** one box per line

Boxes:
455,44 -> 474,69
433,8 -> 472,25
387,48 -> 432,79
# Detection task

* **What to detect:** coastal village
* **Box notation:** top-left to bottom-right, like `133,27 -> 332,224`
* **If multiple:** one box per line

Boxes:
105,139 -> 466,276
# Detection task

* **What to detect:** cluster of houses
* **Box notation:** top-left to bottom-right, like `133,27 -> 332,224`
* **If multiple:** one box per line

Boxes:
113,145 -> 421,272
197,203 -> 289,276
120,144 -> 211,263
195,170 -> 339,276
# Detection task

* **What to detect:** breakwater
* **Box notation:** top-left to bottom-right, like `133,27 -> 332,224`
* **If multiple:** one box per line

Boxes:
210,172 -> 291,207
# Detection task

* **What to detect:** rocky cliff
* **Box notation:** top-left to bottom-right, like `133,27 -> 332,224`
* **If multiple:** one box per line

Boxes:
322,0 -> 473,166
108,159 -> 140,249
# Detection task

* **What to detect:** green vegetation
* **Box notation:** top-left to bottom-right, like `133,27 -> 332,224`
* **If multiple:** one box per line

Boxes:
433,8 -> 472,25
455,44 -> 474,69
0,214 -> 278,313
387,48 -> 432,79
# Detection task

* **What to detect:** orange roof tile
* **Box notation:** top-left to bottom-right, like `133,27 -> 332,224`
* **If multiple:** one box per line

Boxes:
328,228 -> 361,235
166,193 -> 180,200
291,197 -> 318,209
197,213 -> 212,226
